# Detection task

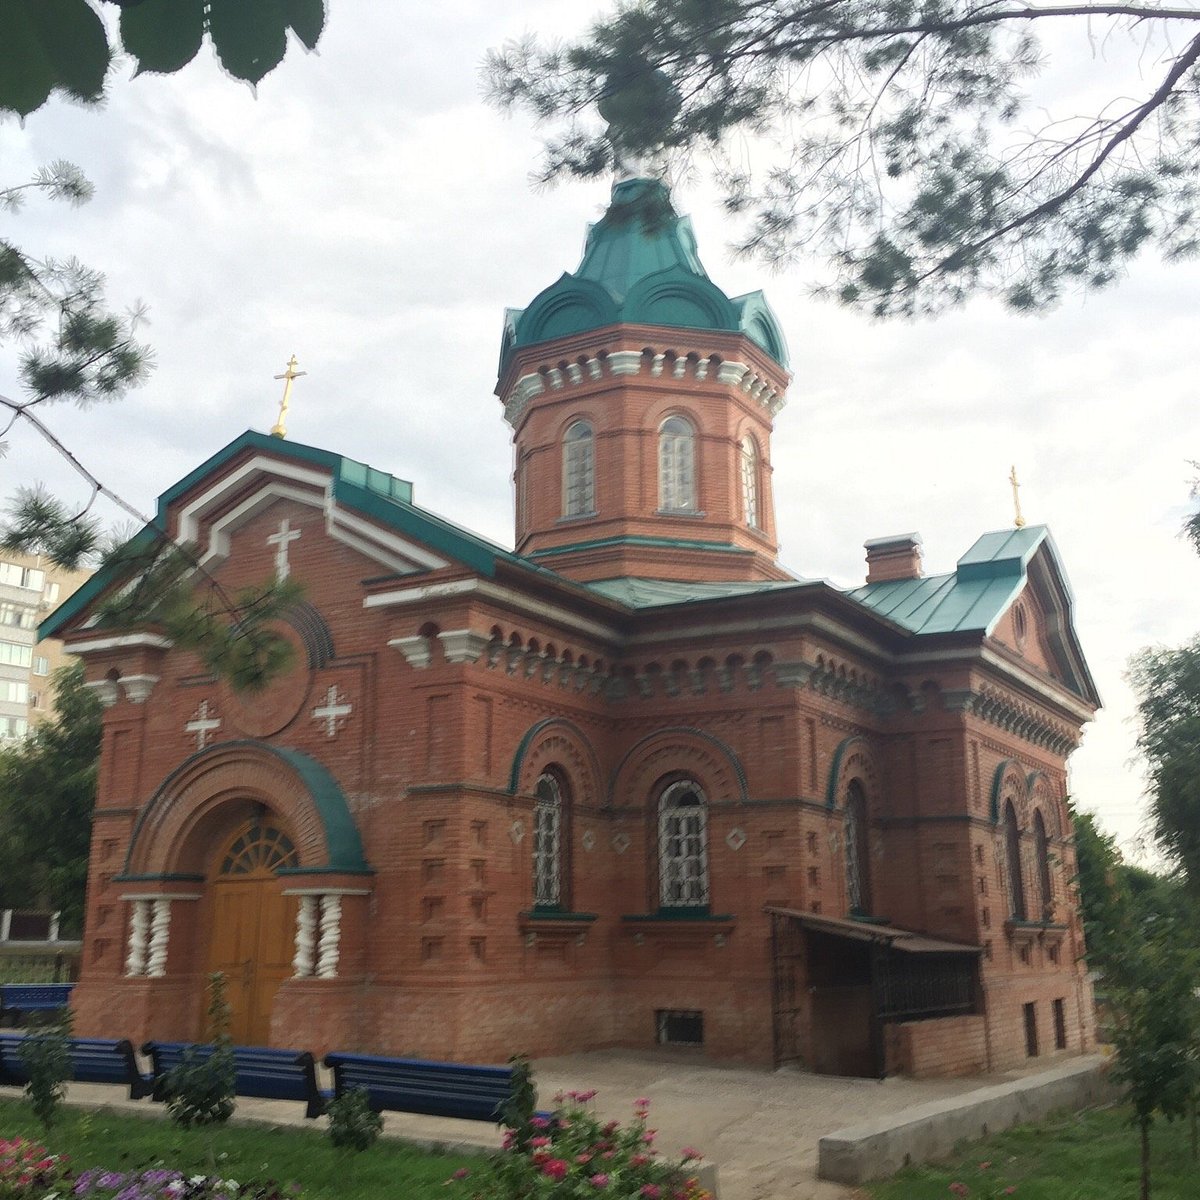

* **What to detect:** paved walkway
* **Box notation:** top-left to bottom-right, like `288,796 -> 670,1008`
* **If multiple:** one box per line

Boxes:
47,1049 -> 1033,1200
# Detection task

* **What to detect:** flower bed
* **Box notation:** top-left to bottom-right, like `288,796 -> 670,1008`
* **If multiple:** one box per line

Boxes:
0,1138 -> 296,1200
448,1091 -> 711,1200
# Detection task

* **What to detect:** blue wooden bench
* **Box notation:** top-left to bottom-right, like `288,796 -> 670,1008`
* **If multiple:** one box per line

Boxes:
0,1034 -> 153,1100
142,1041 -> 329,1119
0,983 -> 74,1024
324,1052 -> 539,1123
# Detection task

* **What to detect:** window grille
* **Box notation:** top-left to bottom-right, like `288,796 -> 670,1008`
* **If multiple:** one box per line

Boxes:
658,780 -> 708,907
739,437 -> 759,527
563,422 -> 595,516
533,772 -> 563,907
844,780 -> 872,915
658,417 -> 696,512
1034,811 -> 1052,917
1004,801 -> 1027,920
219,822 -> 298,876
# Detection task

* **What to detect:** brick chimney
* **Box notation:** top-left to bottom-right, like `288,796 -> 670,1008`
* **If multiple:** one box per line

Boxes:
864,533 -> 923,583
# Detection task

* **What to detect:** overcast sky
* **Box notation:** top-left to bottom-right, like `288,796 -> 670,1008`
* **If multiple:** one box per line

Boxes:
3,4 -> 1197,863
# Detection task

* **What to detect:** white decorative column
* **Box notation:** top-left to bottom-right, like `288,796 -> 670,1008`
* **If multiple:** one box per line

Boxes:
292,895 -> 317,978
147,898 -> 172,977
125,899 -> 151,977
316,894 -> 342,979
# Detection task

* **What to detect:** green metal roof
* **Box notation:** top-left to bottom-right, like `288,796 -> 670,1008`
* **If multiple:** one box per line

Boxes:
500,177 -> 789,374
39,429 -> 540,639
586,576 -> 809,608
846,525 -> 1054,636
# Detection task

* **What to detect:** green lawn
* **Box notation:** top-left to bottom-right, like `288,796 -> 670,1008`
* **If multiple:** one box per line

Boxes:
0,1097 -> 486,1199
866,1105 -> 1197,1200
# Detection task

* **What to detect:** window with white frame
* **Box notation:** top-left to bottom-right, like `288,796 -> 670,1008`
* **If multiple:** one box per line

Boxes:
0,563 -> 44,590
32,656 -> 48,676
533,771 -> 565,908
44,582 -> 60,603
739,436 -> 759,527
0,642 -> 32,669
562,421 -> 595,517
658,779 -> 708,908
658,416 -> 696,512
0,716 -> 28,740
0,603 -> 36,630
0,681 -> 29,704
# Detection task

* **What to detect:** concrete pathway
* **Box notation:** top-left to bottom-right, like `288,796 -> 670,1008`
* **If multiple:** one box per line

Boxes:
46,1051 -> 1037,1200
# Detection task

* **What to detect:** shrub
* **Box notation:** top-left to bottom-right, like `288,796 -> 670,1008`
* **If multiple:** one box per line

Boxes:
326,1086 -> 383,1152
16,1007 -> 72,1130
162,972 -> 236,1130
448,1092 -> 711,1200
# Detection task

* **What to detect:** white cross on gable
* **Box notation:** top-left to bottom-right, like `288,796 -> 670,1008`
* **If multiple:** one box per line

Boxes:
267,517 -> 302,581
312,685 -> 352,738
186,700 -> 221,750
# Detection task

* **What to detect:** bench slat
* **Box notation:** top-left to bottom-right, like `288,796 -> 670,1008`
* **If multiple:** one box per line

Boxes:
0,1034 -> 152,1100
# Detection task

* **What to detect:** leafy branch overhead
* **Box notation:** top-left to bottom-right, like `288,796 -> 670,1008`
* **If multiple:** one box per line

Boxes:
0,0 -> 326,118
487,1 -> 1200,315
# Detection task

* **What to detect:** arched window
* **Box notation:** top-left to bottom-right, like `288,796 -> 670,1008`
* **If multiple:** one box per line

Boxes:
658,779 -> 708,908
844,779 -> 872,915
533,772 -> 566,909
1004,800 -> 1027,921
739,436 -> 759,528
1034,810 -> 1052,919
659,416 -> 696,512
563,421 -> 595,517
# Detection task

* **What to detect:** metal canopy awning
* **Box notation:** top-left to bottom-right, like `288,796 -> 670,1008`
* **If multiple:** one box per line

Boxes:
764,907 -> 984,955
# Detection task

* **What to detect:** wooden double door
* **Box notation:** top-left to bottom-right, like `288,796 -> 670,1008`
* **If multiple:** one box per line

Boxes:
206,821 -> 298,1046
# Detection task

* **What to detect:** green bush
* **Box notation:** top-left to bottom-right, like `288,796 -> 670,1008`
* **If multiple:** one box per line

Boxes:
162,972 -> 235,1130
327,1087 -> 383,1152
16,1007 -> 72,1130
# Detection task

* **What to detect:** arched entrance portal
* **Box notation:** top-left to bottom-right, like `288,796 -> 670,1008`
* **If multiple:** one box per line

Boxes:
207,819 -> 299,1045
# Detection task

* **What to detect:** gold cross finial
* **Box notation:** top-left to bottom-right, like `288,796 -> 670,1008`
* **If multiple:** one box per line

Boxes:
1009,465 -> 1026,528
270,354 -> 306,439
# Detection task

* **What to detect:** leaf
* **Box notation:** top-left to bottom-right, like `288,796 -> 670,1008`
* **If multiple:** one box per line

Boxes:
207,0 -> 287,85
119,0 -> 205,76
0,1 -> 60,117
25,0 -> 109,103
284,0 -> 324,50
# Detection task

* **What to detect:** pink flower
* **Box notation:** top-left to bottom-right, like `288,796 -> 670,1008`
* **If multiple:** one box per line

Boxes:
979,1162 -> 992,1171
542,1159 -> 570,1181
1003,1190 -> 1016,1196
641,1187 -> 662,1199
631,1154 -> 650,1167
579,1089 -> 598,1102
531,1137 -> 551,1148
602,1121 -> 620,1136
644,1130 -> 658,1144
590,1174 -> 610,1188
451,1168 -> 470,1181
681,1147 -> 702,1162
530,1116 -> 551,1129
634,1097 -> 651,1107
576,1154 -> 593,1165
948,1185 -> 970,1198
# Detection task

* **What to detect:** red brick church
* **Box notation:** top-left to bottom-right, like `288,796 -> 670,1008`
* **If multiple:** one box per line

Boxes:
44,176 -> 1099,1078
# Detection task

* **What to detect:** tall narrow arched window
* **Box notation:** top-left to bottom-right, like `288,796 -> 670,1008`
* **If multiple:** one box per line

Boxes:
1004,800 -> 1027,921
1034,811 -> 1052,919
658,779 -> 708,908
659,416 -> 696,512
533,772 -> 566,909
844,779 -> 872,915
739,436 -> 759,528
563,421 -> 595,517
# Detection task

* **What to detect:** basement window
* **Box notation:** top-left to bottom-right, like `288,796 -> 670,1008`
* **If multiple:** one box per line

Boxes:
656,1010 -> 704,1047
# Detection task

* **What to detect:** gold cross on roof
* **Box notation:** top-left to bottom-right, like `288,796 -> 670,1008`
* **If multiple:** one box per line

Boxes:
1009,465 -> 1026,529
270,354 -> 306,439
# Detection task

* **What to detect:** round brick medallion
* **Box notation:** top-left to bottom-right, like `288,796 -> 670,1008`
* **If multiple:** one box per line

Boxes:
219,621 -> 312,737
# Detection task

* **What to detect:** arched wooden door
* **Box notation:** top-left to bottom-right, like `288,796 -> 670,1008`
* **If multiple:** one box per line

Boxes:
207,821 -> 299,1046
